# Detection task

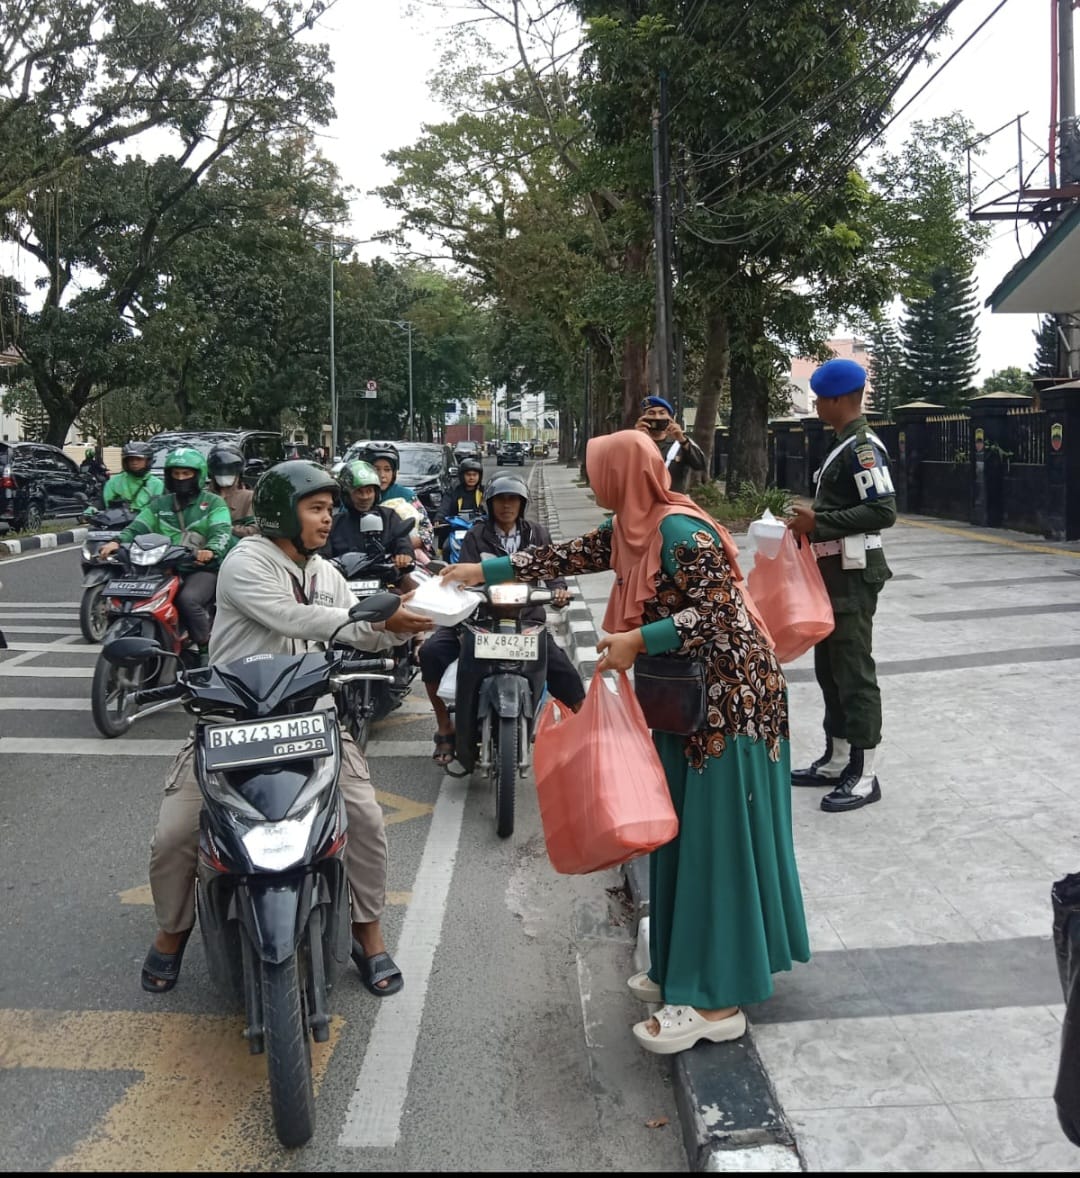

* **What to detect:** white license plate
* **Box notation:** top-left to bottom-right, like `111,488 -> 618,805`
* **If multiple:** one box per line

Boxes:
473,631 -> 538,660
204,712 -> 332,770
350,579 -> 381,596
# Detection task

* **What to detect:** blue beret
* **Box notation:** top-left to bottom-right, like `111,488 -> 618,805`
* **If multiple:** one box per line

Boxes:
810,358 -> 866,399
641,395 -> 674,414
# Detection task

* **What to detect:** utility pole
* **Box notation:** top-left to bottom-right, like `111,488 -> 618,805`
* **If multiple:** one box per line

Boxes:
1058,0 -> 1080,375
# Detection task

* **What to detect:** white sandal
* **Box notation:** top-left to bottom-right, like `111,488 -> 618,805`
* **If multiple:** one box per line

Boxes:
633,1004 -> 747,1055
627,971 -> 662,1003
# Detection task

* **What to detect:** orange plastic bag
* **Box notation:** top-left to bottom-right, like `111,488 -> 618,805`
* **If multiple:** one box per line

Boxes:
533,671 -> 678,874
746,529 -> 834,663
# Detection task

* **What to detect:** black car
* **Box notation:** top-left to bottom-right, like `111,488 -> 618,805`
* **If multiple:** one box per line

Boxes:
335,440 -> 457,515
147,429 -> 285,487
0,441 -> 95,534
452,440 -> 482,465
496,441 -> 527,466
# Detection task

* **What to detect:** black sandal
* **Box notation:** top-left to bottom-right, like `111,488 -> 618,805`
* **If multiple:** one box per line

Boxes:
140,930 -> 192,994
432,731 -> 455,767
350,942 -> 405,997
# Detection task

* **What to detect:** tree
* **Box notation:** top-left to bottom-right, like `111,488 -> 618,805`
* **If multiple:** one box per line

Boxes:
981,366 -> 1031,396
898,264 -> 980,409
1032,315 -> 1060,378
0,1 -> 335,444
867,316 -> 903,415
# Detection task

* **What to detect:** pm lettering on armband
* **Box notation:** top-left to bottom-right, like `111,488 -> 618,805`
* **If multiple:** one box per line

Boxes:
853,466 -> 895,500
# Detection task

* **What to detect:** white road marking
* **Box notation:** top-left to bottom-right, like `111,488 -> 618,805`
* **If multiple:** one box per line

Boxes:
0,697 -> 89,710
0,737 -> 181,755
0,545 -> 81,566
1,641 -> 100,653
0,666 -> 92,678
0,624 -> 82,635
364,740 -> 441,758
0,612 -> 78,621
0,601 -> 81,608
338,773 -> 469,1148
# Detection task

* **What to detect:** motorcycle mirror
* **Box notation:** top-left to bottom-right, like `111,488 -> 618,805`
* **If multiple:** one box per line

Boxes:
359,514 -> 384,534
103,636 -> 165,666
347,591 -> 400,623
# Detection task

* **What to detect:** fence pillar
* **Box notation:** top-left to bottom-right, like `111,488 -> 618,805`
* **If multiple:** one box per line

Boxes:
1040,380 -> 1080,540
892,401 -> 945,514
801,417 -> 827,498
968,392 -> 1032,528
711,425 -> 729,482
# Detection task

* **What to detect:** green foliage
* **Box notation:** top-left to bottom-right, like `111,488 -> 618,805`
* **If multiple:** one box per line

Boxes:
898,264 -> 980,410
868,315 -> 904,416
981,367 -> 1032,397
1032,316 -> 1060,379
688,479 -> 792,530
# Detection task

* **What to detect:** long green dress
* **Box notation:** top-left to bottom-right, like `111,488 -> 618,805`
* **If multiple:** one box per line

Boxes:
484,513 -> 810,1009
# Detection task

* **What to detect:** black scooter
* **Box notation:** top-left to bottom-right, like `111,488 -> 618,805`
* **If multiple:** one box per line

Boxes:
102,592 -> 399,1149
79,505 -> 136,642
445,582 -> 552,838
330,529 -> 418,750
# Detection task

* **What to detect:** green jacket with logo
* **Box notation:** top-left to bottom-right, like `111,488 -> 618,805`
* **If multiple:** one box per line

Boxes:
117,490 -> 234,571
811,416 -> 896,598
100,471 -> 164,512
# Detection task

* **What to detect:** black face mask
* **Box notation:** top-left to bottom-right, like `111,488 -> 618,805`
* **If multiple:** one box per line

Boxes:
171,477 -> 198,502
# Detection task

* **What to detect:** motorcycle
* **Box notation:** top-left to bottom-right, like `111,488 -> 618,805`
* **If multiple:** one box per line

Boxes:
79,505 -> 136,642
442,508 -> 483,564
90,533 -> 203,738
329,534 -> 418,749
444,581 -> 552,838
100,591 -> 399,1149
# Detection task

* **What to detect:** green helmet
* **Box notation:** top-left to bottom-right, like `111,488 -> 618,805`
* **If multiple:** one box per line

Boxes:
339,460 -> 380,494
163,446 -> 207,494
253,460 -> 340,539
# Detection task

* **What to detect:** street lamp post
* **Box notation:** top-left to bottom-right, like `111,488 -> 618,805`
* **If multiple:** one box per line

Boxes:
374,319 -> 414,441
317,234 -> 356,460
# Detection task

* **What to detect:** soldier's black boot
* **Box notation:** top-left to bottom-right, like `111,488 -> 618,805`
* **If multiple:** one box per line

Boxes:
792,734 -> 851,786
821,747 -> 881,812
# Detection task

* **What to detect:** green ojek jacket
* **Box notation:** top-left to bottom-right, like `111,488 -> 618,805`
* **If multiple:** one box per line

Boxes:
101,471 -> 164,512
118,490 -> 234,571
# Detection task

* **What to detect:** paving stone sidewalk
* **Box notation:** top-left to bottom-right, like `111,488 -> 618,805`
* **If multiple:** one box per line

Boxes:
534,457 -> 1080,1172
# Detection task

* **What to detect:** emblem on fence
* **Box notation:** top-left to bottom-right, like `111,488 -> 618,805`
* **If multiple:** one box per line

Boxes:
974,427 -> 985,453
1052,422 -> 1063,453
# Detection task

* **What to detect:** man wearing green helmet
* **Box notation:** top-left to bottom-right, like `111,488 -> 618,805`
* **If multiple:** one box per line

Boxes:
98,447 -> 232,661
139,460 -> 433,998
327,460 -> 414,565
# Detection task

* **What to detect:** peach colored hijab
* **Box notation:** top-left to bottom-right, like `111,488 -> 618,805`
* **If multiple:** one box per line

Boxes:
586,430 -> 747,633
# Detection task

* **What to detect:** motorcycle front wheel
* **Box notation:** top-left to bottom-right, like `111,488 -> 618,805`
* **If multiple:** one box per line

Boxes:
261,955 -> 315,1149
90,653 -> 144,738
491,713 -> 518,839
79,583 -> 108,643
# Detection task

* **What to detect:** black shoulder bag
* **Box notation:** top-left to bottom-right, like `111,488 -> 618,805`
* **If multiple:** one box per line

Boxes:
632,654 -> 707,736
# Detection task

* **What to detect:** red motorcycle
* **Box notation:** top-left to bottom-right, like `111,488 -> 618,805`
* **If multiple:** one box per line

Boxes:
91,533 -> 202,737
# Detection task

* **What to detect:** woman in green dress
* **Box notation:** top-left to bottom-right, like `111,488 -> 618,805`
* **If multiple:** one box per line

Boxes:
441,428 -> 809,1054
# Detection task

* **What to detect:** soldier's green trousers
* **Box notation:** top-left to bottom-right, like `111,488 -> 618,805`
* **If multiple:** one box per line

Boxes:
814,575 -> 883,750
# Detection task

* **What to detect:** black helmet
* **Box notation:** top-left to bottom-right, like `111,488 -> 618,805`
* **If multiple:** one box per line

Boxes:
121,441 -> 153,476
484,474 -> 529,509
458,457 -> 484,478
208,445 -> 244,482
253,460 -> 340,541
359,442 -> 399,473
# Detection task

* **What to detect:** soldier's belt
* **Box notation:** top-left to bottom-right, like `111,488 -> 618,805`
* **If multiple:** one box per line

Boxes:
812,534 -> 882,559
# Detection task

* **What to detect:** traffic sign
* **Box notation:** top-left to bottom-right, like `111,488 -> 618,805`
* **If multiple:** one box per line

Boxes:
364,379 -> 378,400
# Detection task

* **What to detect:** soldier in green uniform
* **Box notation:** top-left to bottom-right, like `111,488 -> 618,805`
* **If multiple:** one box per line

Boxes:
786,358 -> 895,812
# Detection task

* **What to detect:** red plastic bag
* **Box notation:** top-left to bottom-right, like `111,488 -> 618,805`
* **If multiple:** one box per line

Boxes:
533,671 -> 678,874
745,529 -> 834,663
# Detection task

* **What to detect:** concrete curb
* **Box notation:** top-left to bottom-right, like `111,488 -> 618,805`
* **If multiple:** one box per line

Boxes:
0,526 -> 87,557
534,460 -> 804,1173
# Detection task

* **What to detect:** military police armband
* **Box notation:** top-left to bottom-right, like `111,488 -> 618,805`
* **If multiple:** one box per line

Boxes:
850,440 -> 895,502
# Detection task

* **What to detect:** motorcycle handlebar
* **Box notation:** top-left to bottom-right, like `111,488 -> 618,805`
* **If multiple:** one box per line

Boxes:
340,657 -> 396,673
134,682 -> 185,706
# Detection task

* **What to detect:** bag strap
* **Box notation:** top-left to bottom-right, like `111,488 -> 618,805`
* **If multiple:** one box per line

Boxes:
813,429 -> 886,493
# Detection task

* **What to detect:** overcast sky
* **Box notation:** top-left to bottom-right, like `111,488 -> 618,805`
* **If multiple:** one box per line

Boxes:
316,0 -> 1059,382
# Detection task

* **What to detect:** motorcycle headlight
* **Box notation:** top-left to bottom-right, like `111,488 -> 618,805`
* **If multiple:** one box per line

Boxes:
489,583 -> 529,605
242,802 -> 319,871
131,543 -> 168,566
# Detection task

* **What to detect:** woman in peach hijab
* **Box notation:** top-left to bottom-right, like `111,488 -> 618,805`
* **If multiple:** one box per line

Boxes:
442,429 -> 808,1054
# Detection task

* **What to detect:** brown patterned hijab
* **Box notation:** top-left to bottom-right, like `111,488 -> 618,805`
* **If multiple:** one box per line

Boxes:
586,430 -> 746,632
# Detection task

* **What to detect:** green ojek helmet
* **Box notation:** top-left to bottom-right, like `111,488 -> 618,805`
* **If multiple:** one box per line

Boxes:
338,460 -> 381,494
253,460 -> 341,541
163,447 -> 208,495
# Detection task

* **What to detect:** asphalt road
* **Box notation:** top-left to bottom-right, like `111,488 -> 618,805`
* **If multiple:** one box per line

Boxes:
0,472 -> 684,1172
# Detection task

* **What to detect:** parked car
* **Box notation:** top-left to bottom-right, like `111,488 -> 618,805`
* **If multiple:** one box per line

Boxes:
0,440 -> 95,534
147,430 -> 285,487
452,440 -> 482,465
284,441 -> 323,464
334,439 -> 456,515
496,440 -> 527,466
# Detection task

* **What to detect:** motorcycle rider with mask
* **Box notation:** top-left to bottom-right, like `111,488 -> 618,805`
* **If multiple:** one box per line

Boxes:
138,460 -> 433,996
97,448 -> 232,664
207,445 -> 257,542
99,442 -> 162,511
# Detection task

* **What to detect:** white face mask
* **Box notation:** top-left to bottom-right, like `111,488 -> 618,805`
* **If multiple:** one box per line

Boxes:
216,474 -> 237,488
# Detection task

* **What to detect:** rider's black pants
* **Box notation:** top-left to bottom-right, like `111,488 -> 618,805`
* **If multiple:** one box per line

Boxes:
177,570 -> 217,646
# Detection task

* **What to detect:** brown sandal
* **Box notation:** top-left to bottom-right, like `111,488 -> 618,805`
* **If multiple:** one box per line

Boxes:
432,732 -> 455,767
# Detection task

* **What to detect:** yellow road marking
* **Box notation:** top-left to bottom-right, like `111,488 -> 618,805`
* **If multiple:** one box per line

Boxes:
896,516 -> 1080,558
0,1008 -> 341,1171
385,890 -> 412,905
376,788 -> 434,826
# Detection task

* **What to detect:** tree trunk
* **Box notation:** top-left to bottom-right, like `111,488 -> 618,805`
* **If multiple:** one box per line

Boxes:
620,329 -> 647,428
726,328 -> 771,496
690,308 -> 730,487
